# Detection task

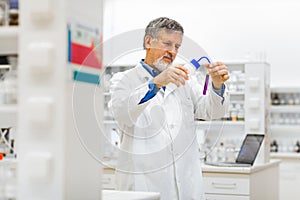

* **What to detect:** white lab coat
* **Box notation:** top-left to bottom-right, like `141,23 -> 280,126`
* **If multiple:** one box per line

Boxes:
108,63 -> 229,200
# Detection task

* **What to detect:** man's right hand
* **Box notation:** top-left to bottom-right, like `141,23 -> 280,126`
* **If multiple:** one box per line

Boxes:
153,66 -> 189,88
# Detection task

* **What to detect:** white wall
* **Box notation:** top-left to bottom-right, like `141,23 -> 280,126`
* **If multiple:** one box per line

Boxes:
103,0 -> 300,87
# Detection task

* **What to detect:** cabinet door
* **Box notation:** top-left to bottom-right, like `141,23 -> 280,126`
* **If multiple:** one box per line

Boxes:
279,158 -> 300,199
206,194 -> 249,200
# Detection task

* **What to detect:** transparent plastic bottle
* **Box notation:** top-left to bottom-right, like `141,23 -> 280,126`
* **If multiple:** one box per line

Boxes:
216,142 -> 226,162
294,94 -> 300,105
183,58 -> 210,95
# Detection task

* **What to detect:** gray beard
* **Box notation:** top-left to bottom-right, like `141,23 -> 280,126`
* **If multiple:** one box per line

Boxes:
153,56 -> 171,72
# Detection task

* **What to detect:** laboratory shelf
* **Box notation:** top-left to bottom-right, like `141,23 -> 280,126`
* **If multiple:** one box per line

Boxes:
0,104 -> 18,113
195,121 -> 245,126
271,87 -> 300,94
228,91 -> 244,96
270,105 -> 300,113
270,152 -> 300,159
0,27 -> 18,55
270,124 -> 300,132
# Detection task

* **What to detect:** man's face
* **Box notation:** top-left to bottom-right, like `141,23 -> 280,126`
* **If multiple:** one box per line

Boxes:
145,29 -> 182,71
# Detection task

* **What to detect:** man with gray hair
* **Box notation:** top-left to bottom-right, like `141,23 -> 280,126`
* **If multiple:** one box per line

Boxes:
109,17 -> 229,200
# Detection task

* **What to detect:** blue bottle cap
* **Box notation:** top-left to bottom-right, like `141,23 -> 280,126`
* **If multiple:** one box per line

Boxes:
190,59 -> 200,70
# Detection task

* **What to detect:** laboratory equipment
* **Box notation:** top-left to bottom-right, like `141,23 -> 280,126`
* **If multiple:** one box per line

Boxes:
183,56 -> 211,95
183,56 -> 228,95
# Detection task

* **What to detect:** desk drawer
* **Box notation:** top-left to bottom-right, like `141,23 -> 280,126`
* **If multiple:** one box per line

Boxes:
204,176 -> 249,195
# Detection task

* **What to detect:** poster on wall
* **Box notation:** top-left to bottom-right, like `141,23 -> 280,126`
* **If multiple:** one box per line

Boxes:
67,20 -> 102,84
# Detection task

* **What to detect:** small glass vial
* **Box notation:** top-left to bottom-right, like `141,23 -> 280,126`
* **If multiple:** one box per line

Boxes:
294,94 -> 300,105
279,93 -> 286,105
287,93 -> 294,105
231,109 -> 237,122
237,109 -> 245,121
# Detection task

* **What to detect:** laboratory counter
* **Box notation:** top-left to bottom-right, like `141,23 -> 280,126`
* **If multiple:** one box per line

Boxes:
102,160 -> 280,199
201,160 -> 281,200
201,159 -> 281,174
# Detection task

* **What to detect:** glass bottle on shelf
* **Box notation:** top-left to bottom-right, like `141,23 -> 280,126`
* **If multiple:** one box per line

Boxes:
270,140 -> 278,152
290,113 -> 296,125
296,114 -> 300,125
294,94 -> 300,105
230,109 -> 237,122
271,93 -> 280,105
278,113 -> 285,125
284,113 -> 291,125
279,93 -> 286,105
237,104 -> 245,121
287,93 -> 294,105
217,142 -> 226,162
293,141 -> 300,153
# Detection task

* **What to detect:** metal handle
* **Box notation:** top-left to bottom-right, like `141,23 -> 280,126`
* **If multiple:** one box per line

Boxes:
211,182 -> 237,189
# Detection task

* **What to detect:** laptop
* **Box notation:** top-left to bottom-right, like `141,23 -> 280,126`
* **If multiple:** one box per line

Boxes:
205,134 -> 265,167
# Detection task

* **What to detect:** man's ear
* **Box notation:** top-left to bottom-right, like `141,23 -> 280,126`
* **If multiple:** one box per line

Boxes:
144,35 -> 152,49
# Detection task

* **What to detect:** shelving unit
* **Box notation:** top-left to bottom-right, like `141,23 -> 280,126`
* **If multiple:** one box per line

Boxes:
269,87 -> 300,152
0,104 -> 18,113
199,61 -> 271,165
271,105 -> 300,113
0,26 -> 19,160
196,121 -> 245,126
269,87 -> 300,199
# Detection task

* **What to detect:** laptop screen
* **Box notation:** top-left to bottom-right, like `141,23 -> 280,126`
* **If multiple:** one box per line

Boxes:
236,134 -> 265,165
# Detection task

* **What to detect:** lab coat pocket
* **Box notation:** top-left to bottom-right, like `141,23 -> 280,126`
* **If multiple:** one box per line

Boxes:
181,98 -> 195,123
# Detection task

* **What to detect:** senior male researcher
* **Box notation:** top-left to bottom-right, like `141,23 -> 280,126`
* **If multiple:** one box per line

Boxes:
108,17 -> 230,200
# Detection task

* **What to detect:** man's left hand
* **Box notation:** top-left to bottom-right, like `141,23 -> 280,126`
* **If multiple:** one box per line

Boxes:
206,62 -> 229,89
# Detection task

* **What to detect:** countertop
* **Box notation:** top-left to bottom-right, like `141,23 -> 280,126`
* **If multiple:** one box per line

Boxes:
102,190 -> 160,200
201,159 -> 281,174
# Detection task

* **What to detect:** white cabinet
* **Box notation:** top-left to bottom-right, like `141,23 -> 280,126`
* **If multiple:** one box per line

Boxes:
271,154 -> 300,199
202,160 -> 280,200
